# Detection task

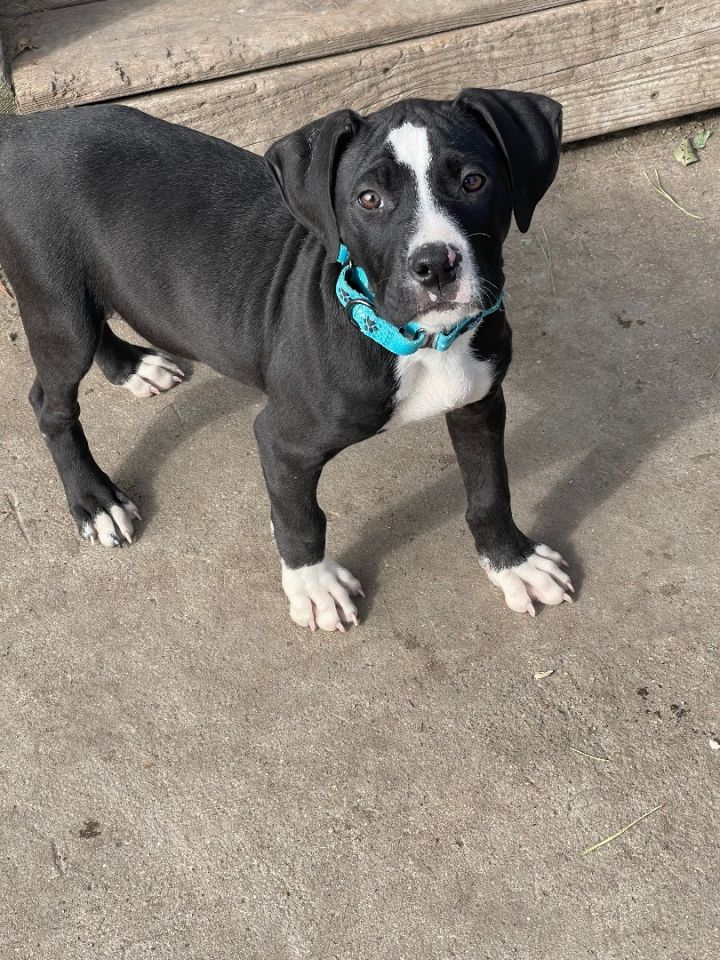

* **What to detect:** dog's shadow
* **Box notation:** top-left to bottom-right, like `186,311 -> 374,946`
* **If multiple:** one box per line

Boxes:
116,369 -> 263,526
115,333 -> 696,621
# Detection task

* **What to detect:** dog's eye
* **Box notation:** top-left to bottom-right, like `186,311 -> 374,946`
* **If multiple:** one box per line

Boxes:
358,190 -> 383,210
462,173 -> 486,193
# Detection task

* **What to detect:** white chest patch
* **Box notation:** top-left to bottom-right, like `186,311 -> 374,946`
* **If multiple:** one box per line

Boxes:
388,340 -> 495,429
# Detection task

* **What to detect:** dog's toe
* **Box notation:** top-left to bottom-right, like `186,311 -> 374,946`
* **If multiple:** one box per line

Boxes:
124,353 -> 184,398
282,557 -> 363,632
484,545 -> 573,615
78,491 -> 141,547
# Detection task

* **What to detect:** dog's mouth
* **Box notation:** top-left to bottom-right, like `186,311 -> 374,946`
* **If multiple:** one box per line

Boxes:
374,297 -> 482,332
411,299 -> 484,326
375,277 -> 494,330
418,298 -> 478,315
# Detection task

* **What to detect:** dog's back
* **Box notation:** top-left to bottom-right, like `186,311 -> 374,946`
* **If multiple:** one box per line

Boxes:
0,105 -> 272,264
0,105 -> 287,358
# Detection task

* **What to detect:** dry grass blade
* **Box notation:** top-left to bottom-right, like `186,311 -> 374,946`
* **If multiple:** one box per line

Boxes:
644,169 -> 703,220
582,804 -> 663,856
533,225 -> 556,295
570,746 -> 611,763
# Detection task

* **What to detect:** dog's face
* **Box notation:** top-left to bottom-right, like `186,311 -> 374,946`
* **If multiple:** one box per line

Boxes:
333,103 -> 513,331
266,89 -> 562,331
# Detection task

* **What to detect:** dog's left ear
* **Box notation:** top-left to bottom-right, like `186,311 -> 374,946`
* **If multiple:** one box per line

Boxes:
265,109 -> 362,254
453,88 -> 562,233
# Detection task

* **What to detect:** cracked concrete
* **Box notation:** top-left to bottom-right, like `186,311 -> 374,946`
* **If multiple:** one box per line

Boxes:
1,112 -> 719,959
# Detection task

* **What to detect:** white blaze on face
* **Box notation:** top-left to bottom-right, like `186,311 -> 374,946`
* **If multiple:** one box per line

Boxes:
385,124 -> 494,431
386,122 -> 479,322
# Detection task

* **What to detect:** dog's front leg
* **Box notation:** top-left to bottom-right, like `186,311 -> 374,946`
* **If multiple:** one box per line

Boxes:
254,407 -> 364,632
446,389 -> 573,616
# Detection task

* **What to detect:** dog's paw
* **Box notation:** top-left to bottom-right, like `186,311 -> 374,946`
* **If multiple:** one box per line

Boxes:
124,353 -> 184,398
281,557 -> 364,632
75,489 -> 142,547
483,544 -> 573,616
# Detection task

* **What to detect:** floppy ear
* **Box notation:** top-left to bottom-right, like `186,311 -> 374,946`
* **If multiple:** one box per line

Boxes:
453,88 -> 562,233
264,109 -> 362,254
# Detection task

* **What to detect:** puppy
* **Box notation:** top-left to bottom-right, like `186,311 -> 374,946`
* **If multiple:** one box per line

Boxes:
0,89 -> 572,631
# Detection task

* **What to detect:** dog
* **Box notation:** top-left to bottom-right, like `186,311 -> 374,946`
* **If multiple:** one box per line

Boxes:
0,88 -> 573,631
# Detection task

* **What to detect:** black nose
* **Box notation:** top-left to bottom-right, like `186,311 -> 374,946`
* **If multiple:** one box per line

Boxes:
408,243 -> 462,290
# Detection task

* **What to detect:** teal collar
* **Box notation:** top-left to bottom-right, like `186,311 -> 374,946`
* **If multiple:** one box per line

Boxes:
335,244 -> 504,356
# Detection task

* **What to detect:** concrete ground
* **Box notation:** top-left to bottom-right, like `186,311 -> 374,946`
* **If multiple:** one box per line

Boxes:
1,111 -> 719,960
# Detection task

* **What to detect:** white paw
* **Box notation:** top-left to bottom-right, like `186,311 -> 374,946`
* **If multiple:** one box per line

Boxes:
483,544 -> 573,616
81,499 -> 141,547
124,354 -> 184,398
281,556 -> 364,632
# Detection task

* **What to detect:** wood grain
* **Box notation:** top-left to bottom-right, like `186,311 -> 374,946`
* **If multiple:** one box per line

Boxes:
6,0 -> 577,111
0,26 -> 17,114
121,0 -> 720,150
2,1 -> 100,16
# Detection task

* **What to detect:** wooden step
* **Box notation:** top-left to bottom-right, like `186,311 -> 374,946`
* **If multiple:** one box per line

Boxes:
3,1 -> 99,14
2,0 -> 718,148
0,32 -> 14,114
1,0 -> 574,112
124,0 -> 719,150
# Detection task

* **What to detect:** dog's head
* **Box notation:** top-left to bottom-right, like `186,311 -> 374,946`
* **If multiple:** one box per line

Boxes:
266,89 -> 562,331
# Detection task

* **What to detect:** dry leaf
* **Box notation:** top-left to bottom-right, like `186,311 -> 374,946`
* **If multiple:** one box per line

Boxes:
674,130 -> 712,166
690,130 -> 712,151
673,138 -> 699,166
14,37 -> 38,57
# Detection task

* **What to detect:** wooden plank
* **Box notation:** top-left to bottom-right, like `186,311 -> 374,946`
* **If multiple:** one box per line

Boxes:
0,26 -> 17,114
2,1 -> 100,16
123,0 -> 720,150
5,0 -> 578,111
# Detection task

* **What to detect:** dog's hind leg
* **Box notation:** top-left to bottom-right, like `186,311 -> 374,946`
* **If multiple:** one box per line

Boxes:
95,324 -> 184,399
22,298 -> 141,546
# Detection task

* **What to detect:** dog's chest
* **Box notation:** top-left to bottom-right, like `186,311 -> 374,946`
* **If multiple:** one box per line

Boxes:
387,338 -> 494,429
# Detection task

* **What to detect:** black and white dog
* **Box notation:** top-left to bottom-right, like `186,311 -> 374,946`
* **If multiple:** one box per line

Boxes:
0,88 -> 573,631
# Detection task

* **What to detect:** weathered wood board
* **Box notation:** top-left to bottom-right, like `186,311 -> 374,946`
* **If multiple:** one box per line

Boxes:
3,0 -> 101,15
4,0 -> 576,111
123,0 -> 720,151
3,0 -> 718,145
0,25 -> 17,113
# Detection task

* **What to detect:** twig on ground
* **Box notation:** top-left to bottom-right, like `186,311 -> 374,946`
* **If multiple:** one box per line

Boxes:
582,804 -> 663,856
570,746 -> 611,763
4,495 -> 32,545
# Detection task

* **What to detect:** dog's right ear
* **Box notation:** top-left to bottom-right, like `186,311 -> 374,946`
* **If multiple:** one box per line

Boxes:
265,109 -> 362,255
